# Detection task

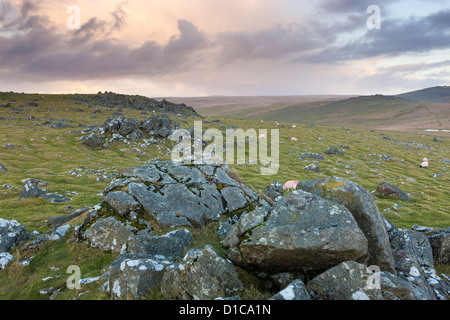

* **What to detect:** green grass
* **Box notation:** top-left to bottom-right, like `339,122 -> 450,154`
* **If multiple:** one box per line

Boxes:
0,92 -> 449,300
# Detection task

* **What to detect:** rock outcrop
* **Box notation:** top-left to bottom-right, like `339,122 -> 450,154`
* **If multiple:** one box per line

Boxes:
223,190 -> 368,275
296,177 -> 396,273
77,160 -> 269,254
65,162 -> 449,300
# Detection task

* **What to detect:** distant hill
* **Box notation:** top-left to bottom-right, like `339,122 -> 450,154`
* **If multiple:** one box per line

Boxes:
397,86 -> 450,103
167,92 -> 450,134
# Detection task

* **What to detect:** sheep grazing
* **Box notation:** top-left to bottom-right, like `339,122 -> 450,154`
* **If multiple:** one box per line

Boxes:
291,137 -> 298,142
420,158 -> 429,168
283,180 -> 298,192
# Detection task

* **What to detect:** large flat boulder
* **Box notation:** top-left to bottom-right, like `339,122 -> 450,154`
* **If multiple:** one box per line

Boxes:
223,190 -> 368,274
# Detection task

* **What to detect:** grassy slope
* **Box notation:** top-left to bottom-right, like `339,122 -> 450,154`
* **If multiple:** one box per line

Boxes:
397,86 -> 450,103
0,92 -> 449,299
171,95 -> 450,135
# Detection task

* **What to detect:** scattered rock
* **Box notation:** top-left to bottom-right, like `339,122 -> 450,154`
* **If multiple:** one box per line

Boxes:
0,218 -> 29,252
376,181 -> 410,201
21,178 -> 48,187
46,208 -> 90,228
325,146 -> 346,155
304,163 -> 321,173
19,182 -> 46,198
22,225 -> 71,251
83,133 -> 102,148
298,153 -> 324,160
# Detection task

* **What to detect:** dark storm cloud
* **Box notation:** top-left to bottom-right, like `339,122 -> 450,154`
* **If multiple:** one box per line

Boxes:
214,22 -> 326,65
302,9 -> 450,63
22,18 -> 206,80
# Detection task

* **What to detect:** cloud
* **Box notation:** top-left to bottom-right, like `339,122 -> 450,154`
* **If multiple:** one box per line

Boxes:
1,0 -> 449,96
0,1 -> 207,81
301,8 -> 450,63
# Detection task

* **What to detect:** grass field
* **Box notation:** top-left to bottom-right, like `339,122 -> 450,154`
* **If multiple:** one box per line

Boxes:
0,92 -> 448,299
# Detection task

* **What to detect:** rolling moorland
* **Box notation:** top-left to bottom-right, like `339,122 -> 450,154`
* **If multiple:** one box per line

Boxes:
0,89 -> 448,300
165,86 -> 450,135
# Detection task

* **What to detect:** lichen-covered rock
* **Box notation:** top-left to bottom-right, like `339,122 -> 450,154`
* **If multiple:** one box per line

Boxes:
390,229 -> 437,299
262,182 -> 284,202
83,133 -> 101,148
127,229 -> 192,257
115,160 -> 267,229
421,266 -> 450,300
412,225 -> 450,264
297,176 -> 396,273
325,146 -> 345,155
18,182 -> 46,198
140,114 -> 175,138
109,253 -> 174,300
223,190 -> 368,274
307,261 -> 383,300
161,245 -> 244,300
269,279 -> 311,300
104,191 -> 141,219
83,216 -> 141,253
380,271 -> 428,300
77,160 -> 267,256
21,225 -> 71,252
221,206 -> 269,266
0,218 -> 29,252
0,252 -> 14,270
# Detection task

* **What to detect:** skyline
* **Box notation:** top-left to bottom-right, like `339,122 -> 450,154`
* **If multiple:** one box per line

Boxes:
1,0 -> 450,97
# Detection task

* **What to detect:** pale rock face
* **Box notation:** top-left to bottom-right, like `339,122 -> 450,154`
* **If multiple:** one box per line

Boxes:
0,218 -> 29,252
0,252 -> 14,269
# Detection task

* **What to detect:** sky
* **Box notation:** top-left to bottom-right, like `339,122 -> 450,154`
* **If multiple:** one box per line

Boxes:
0,0 -> 450,97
